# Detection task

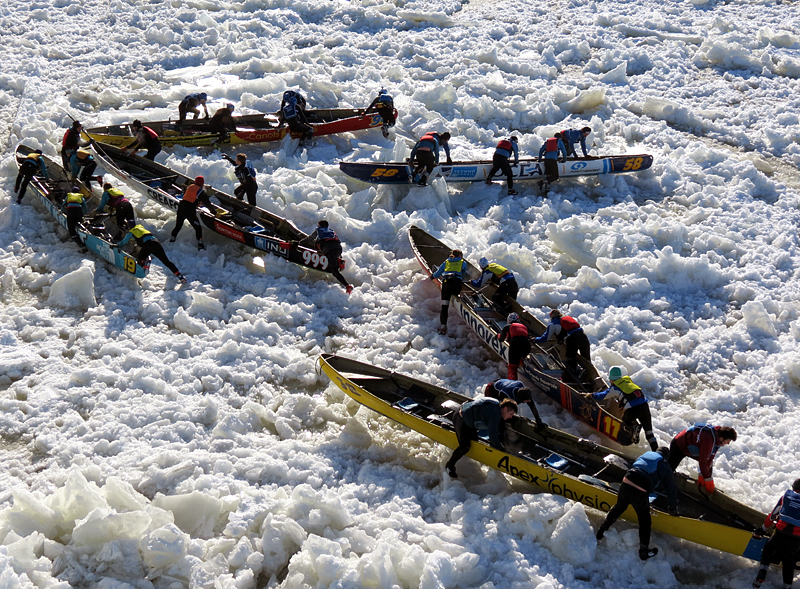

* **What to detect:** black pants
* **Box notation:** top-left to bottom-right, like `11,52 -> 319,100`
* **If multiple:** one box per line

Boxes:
14,172 -> 34,201
508,336 -> 531,366
78,161 -> 98,188
320,243 -> 348,288
600,481 -> 652,546
171,200 -> 203,241
668,438 -> 690,472
624,403 -> 657,450
287,117 -> 313,141
140,240 -> 180,275
143,139 -> 161,161
487,154 -> 514,189
66,208 -> 85,247
234,178 -> 258,206
113,201 -> 136,229
413,151 -> 436,181
376,106 -> 396,127
543,158 -> 559,183
446,410 -> 479,470
440,278 -> 463,325
760,531 -> 800,585
492,277 -> 519,310
563,330 -> 591,377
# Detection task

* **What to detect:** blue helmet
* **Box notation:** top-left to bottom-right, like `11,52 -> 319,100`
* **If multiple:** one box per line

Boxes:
479,257 -> 489,269
507,313 -> 520,324
379,88 -> 388,95
226,103 -> 235,111
198,92 -> 208,101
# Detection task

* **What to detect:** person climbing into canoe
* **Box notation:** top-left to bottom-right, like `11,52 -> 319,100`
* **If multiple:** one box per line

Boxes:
178,92 -> 209,124
70,149 -> 101,190
126,120 -> 161,160
114,221 -> 187,284
14,149 -> 48,204
471,257 -> 519,311
61,186 -> 88,252
595,447 -> 679,560
667,423 -> 737,494
94,183 -> 135,230
537,132 -> 567,191
444,397 -> 517,479
497,313 -> 531,380
209,103 -> 237,144
169,175 -> 214,250
280,90 -> 313,144
534,309 -> 590,382
222,152 -> 258,206
297,220 -> 352,294
409,131 -> 451,187
485,135 -> 519,195
751,478 -> 800,589
61,120 -> 88,171
431,248 -> 466,335
560,126 -> 592,158
363,88 -> 396,138
484,379 -> 544,429
593,366 -> 658,451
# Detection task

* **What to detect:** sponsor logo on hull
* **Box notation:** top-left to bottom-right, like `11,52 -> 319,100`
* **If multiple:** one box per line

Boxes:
214,221 -> 245,243
255,236 -> 289,258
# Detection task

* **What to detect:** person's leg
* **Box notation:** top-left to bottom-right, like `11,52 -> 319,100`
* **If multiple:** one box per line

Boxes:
500,158 -> 514,190
597,483 -> 634,538
634,404 -> 658,451
668,438 -> 685,472
446,411 -> 476,477
245,182 -> 258,206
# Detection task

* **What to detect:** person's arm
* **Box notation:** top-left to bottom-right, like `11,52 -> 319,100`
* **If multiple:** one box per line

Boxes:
202,102 -> 209,118
94,191 -> 109,214
498,325 -> 510,343
297,229 -> 317,248
364,97 -> 379,114
538,144 -> 545,161
471,269 -> 488,288
697,432 -> 715,479
558,140 -> 568,161
409,142 -> 419,163
534,323 -> 555,344
485,408 -> 504,449
442,141 -> 452,164
38,159 -> 49,180
116,231 -> 133,247
591,385 -> 612,401
661,466 -> 679,513
512,142 -> 519,166
528,400 -> 544,426
431,261 -> 447,279
432,140 -> 440,165
580,135 -> 589,157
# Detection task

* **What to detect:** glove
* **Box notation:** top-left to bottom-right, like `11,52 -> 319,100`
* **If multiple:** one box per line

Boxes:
697,475 -> 715,493
752,527 -> 765,540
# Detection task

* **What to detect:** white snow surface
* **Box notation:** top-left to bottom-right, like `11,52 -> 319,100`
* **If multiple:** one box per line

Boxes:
1,0 -> 800,587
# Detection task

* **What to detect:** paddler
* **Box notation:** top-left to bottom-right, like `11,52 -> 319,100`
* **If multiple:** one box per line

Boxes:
431,248 -> 467,335
169,175 -> 214,250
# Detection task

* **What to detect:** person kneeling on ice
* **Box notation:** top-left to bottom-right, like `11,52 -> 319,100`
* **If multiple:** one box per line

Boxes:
485,379 -> 544,429
471,257 -> 519,311
15,149 -> 48,204
537,132 -> 567,191
752,478 -> 800,589
364,89 -> 396,138
595,447 -> 678,560
445,397 -> 517,479
497,313 -> 530,380
409,131 -> 451,187
170,176 -> 213,250
593,366 -> 658,451
431,248 -> 467,335
61,186 -> 88,252
94,183 -> 135,230
485,135 -> 520,195
534,309 -> 590,382
668,423 -> 737,494
114,221 -> 187,284
298,220 -> 352,294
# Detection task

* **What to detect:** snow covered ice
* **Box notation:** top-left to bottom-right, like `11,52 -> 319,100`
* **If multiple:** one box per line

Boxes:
1,0 -> 800,587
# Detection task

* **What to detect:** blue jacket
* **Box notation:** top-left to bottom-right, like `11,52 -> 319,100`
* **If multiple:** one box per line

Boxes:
461,397 -> 504,448
534,317 -> 582,344
592,376 -> 648,409
492,379 -> 526,400
538,139 -> 567,161
625,450 -> 678,511
432,257 -> 467,281
561,129 -> 589,157
20,155 -> 49,179
234,160 -> 256,183
118,229 -> 156,247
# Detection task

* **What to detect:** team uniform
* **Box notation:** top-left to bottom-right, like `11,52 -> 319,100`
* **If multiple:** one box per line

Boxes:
668,423 -> 729,492
364,90 -> 396,138
307,225 -> 351,293
15,152 -> 48,204
431,254 -> 467,334
538,136 -> 568,188
231,158 -> 258,206
61,123 -> 85,171
410,132 -> 451,187
596,448 -> 678,560
281,91 -> 313,143
117,224 -> 186,283
445,398 -> 511,478
95,187 -> 135,230
534,314 -> 591,381
129,125 -> 161,160
209,105 -> 236,143
178,92 -> 208,123
485,379 -> 543,426
485,137 -> 519,194
170,179 -> 212,249
70,149 -> 100,189
593,375 -> 658,451
497,319 -> 531,380
560,128 -> 590,158
61,190 -> 88,250
753,484 -> 800,588
471,260 -> 519,310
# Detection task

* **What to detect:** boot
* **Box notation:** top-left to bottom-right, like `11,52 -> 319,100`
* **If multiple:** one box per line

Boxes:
595,525 -> 608,541
345,285 -> 353,295
438,324 -> 447,335
445,463 -> 458,479
508,364 -> 518,380
508,189 -> 519,195
638,545 -> 658,560
752,567 -> 767,588
197,240 -> 206,250
417,176 -> 428,187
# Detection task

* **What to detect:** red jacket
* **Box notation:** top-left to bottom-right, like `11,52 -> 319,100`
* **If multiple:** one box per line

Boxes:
672,425 -> 723,479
